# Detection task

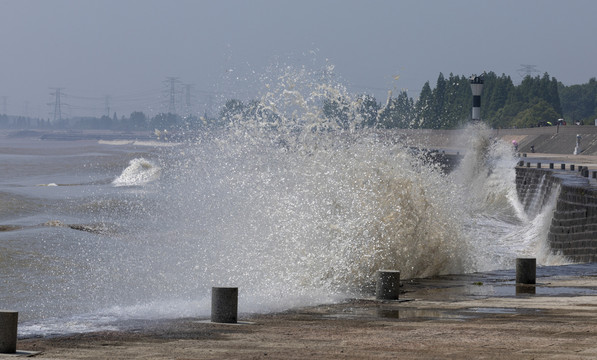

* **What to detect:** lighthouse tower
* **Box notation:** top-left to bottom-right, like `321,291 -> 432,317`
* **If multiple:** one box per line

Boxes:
469,74 -> 484,121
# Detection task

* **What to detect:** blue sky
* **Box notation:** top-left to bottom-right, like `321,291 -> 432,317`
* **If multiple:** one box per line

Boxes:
1,0 -> 596,118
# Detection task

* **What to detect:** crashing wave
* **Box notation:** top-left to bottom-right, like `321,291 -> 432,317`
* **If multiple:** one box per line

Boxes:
112,158 -> 161,187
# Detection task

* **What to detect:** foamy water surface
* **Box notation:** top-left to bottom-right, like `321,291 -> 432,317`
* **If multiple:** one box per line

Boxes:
0,67 -> 568,337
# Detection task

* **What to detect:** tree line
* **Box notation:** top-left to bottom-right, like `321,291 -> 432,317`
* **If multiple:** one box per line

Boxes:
219,72 -> 597,130
2,71 -> 597,131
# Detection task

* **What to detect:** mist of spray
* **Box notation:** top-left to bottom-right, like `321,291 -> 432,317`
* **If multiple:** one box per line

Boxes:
19,63 -> 568,336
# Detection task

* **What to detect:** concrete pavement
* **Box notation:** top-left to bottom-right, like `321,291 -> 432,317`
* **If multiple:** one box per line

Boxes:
13,263 -> 597,359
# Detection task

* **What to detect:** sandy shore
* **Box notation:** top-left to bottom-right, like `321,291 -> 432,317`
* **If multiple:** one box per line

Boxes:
12,264 -> 597,359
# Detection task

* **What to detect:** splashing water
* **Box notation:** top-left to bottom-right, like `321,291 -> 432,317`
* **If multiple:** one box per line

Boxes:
105,69 -> 563,316
112,158 -> 161,187
16,64 -> 568,335
449,123 -> 567,270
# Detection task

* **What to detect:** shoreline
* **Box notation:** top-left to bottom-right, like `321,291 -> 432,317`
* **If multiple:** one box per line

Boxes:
5,130 -> 597,358
15,263 -> 597,359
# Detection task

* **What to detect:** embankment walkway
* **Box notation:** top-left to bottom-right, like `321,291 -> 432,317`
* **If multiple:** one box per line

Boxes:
17,264 -> 597,359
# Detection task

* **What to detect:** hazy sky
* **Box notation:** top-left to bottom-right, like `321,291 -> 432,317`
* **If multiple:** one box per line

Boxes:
1,0 -> 596,119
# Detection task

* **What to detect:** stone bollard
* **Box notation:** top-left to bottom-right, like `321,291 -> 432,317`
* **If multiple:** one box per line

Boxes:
211,287 -> 238,323
516,285 -> 536,295
537,163 -> 541,169
549,163 -> 554,169
561,163 -> 566,170
570,164 -> 575,171
376,270 -> 401,300
516,258 -> 536,285
0,311 -> 18,353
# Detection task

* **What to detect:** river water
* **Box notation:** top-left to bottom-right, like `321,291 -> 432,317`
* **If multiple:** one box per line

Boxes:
0,70 -> 569,336
0,124 -> 566,337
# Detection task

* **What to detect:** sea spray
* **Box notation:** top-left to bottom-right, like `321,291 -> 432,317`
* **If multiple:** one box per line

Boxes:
112,158 -> 161,187
450,123 -> 568,270
11,64 -> 569,336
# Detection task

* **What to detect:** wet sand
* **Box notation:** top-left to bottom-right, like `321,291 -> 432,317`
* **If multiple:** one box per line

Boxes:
13,264 -> 597,359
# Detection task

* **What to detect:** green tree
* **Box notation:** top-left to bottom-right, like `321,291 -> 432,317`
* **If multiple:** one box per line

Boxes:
441,73 -> 470,128
129,111 -> 147,130
379,90 -> 415,128
483,73 -> 515,123
150,113 -> 179,130
512,99 -> 560,128
220,99 -> 245,125
322,95 -> 351,130
559,78 -> 597,124
430,73 -> 446,128
244,99 -> 281,127
415,82 -> 434,128
355,94 -> 380,128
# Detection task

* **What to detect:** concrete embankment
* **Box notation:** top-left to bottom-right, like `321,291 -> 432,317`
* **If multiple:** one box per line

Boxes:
403,126 -> 597,262
516,160 -> 597,262
398,125 -> 597,156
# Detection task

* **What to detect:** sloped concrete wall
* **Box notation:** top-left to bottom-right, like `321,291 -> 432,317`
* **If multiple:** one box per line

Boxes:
516,165 -> 597,262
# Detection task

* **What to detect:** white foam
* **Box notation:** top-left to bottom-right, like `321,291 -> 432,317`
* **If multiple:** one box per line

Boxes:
112,158 -> 161,187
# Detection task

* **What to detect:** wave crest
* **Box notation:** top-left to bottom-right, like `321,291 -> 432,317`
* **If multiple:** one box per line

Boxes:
112,158 -> 161,187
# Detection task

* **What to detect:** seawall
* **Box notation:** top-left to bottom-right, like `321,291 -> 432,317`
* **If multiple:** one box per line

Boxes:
516,161 -> 597,262
390,125 -> 597,156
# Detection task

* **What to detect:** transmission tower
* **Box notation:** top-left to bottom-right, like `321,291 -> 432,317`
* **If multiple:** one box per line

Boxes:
104,95 -> 111,117
49,88 -> 65,122
518,64 -> 540,78
184,84 -> 193,107
183,83 -> 194,115
165,77 -> 180,114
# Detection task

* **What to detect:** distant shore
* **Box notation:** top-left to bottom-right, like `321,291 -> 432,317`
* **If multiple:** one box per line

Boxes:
4,125 -> 597,155
2,129 -> 155,141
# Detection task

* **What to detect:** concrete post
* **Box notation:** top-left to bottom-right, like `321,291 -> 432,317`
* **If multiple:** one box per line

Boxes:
516,285 -> 536,295
516,258 -> 536,285
376,270 -> 401,300
0,311 -> 18,353
211,287 -> 238,323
